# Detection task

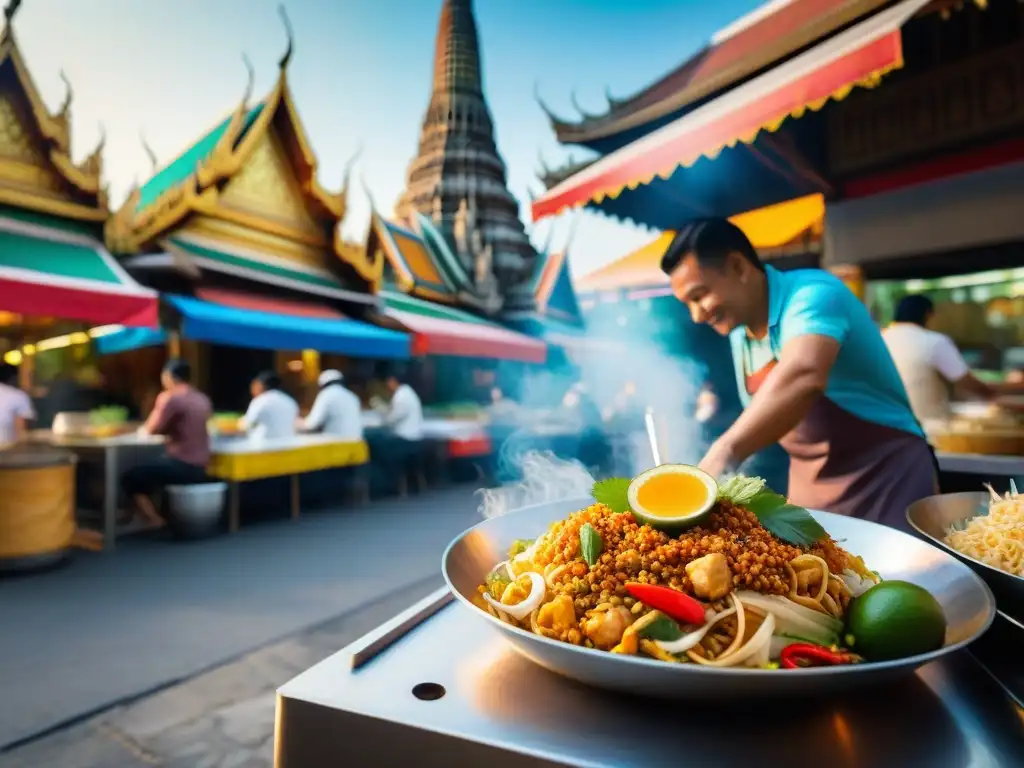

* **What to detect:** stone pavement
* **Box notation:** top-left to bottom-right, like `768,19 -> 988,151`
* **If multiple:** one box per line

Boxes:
0,576 -> 445,768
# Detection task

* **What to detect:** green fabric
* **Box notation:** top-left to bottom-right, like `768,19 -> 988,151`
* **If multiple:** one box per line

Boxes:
382,291 -> 497,326
169,237 -> 343,291
0,206 -> 98,236
136,104 -> 264,212
0,229 -> 122,284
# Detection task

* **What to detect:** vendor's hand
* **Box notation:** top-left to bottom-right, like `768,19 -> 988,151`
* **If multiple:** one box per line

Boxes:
698,439 -> 737,480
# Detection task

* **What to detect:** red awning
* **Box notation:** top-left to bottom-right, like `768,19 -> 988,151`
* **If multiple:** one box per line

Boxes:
532,0 -> 929,222
195,288 -> 345,319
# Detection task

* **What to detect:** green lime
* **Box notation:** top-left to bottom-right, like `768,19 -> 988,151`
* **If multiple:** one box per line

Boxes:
846,581 -> 947,662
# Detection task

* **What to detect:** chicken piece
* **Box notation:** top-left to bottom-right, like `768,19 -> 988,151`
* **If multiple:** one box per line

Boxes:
536,594 -> 577,635
582,606 -> 634,650
685,552 -> 733,601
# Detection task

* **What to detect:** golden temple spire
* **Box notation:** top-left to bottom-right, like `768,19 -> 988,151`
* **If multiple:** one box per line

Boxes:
340,142 -> 363,196
277,4 -> 294,70
58,70 -> 72,119
139,130 -> 157,173
1,0 -> 21,41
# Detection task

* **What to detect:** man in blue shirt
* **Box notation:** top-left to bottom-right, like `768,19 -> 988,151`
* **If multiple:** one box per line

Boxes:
661,218 -> 936,528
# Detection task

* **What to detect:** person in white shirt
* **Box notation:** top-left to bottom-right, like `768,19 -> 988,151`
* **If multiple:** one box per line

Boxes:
0,363 -> 34,444
882,295 -> 1012,423
299,370 -> 363,440
240,371 -> 298,440
384,373 -> 423,441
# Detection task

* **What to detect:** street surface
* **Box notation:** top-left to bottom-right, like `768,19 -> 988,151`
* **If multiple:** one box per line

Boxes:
0,486 -> 482,759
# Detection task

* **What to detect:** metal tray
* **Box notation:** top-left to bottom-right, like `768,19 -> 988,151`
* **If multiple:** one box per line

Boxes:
275,588 -> 1024,768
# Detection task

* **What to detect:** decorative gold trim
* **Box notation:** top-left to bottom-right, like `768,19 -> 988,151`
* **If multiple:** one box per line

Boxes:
412,286 -> 456,304
0,185 -> 106,220
196,204 -> 329,249
335,225 -> 382,286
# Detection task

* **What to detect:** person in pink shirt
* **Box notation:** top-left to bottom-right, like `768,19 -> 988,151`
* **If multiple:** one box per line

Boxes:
121,359 -> 211,528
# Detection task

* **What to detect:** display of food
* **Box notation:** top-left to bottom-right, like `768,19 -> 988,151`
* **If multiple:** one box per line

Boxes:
473,464 -> 947,669
944,483 -> 1024,578
209,413 -> 244,435
87,406 -> 130,437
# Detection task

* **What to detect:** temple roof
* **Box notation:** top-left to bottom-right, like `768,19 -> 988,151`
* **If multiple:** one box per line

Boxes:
577,194 -> 824,294
540,0 -> 891,151
0,0 -> 107,221
105,9 -> 380,291
530,248 -> 584,327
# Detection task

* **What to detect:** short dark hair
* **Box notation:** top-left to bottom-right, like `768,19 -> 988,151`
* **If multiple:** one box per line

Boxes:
894,294 -> 934,326
660,218 -> 763,276
254,370 -> 282,390
163,359 -> 191,383
0,363 -> 18,386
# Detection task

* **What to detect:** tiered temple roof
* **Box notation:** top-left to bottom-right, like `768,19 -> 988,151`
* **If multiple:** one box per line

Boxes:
105,9 -> 380,305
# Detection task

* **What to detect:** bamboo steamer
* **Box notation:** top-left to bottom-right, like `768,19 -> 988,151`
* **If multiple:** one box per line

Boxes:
0,449 -> 77,570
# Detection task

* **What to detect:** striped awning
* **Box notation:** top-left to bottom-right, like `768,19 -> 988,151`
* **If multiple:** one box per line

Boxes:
0,213 -> 157,327
532,0 -> 929,222
382,292 -> 547,364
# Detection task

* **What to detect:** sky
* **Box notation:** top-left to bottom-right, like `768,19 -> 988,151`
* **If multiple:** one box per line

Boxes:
13,0 -> 765,277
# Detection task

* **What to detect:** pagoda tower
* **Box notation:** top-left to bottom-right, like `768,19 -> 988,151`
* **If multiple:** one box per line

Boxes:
395,0 -> 537,313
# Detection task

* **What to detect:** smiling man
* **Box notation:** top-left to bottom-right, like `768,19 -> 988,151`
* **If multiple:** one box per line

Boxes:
661,218 -> 937,529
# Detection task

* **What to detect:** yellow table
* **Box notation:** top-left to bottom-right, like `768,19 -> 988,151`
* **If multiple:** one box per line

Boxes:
207,436 -> 369,532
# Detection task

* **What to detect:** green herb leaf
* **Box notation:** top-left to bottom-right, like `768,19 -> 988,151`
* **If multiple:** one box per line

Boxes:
507,539 -> 534,558
637,614 -> 683,642
579,523 -> 603,566
592,477 -> 632,513
719,475 -> 826,547
745,491 -> 827,547
484,569 -> 510,600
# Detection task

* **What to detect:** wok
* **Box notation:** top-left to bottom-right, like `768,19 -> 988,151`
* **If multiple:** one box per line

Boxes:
907,491 -> 1024,622
443,498 -> 995,699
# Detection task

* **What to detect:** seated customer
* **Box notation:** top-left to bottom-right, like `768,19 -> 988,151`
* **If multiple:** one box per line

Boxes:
299,370 -> 363,440
240,370 -> 298,440
122,359 -> 211,528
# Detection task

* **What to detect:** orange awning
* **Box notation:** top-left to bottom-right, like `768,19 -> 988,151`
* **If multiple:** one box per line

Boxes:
532,0 -> 929,222
578,194 -> 824,293
195,288 -> 345,320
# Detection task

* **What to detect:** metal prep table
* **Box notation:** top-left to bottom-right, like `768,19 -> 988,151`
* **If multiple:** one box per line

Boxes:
275,587 -> 1024,768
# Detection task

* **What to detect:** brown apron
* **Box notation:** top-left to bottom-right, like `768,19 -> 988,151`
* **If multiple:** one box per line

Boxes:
745,360 -> 938,532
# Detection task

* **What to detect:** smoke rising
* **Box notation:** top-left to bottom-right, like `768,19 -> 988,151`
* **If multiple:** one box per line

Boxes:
476,451 -> 594,519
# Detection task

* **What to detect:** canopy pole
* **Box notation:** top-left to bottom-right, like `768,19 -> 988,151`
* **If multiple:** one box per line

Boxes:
167,331 -> 181,358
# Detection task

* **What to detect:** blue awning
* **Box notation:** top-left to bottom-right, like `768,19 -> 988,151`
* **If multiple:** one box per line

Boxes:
95,295 -> 410,359
94,326 -> 168,356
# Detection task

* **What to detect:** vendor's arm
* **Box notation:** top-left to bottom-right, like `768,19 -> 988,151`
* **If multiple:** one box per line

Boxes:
384,389 -> 409,426
239,398 -> 262,433
701,282 -> 848,476
13,391 -> 34,440
930,336 -> 1024,411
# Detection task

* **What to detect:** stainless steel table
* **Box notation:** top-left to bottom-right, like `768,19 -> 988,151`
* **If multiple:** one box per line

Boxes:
275,588 -> 1024,768
936,451 -> 1024,477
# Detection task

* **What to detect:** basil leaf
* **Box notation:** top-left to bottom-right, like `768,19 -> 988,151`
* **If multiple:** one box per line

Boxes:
717,475 -> 767,506
592,477 -> 631,513
579,523 -> 603,566
637,614 -> 683,642
746,491 -> 827,547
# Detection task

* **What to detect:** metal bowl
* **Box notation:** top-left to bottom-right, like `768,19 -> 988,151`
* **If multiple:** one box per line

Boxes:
443,498 -> 996,699
906,492 -> 1024,620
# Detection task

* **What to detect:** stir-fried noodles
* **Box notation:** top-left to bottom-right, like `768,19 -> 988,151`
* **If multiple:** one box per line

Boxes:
944,485 -> 1024,577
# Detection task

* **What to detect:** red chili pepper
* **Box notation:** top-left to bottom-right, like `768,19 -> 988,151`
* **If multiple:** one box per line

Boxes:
624,583 -> 706,625
780,643 -> 861,669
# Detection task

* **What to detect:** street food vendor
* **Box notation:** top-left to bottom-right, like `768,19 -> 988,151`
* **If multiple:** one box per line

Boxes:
661,218 -> 936,528
241,371 -> 298,440
123,360 -> 211,528
298,370 -> 363,440
882,294 -> 1024,423
0,363 -> 33,444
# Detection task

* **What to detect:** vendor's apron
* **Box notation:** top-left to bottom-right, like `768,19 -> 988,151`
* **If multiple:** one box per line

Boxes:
745,360 -> 938,531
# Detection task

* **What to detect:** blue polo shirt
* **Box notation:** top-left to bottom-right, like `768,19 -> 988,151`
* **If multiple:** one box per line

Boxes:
728,266 -> 923,438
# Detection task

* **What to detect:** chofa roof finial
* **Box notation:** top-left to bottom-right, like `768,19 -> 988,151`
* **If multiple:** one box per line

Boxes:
277,5 -> 294,70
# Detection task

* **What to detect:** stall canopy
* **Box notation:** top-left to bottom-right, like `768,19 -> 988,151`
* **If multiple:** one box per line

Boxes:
531,0 -> 930,226
95,294 -> 410,359
0,214 -> 158,327
382,292 -> 547,364
578,194 -> 824,295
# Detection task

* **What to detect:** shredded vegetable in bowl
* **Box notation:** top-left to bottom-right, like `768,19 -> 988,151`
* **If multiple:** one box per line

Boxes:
944,484 -> 1024,578
472,468 -> 948,670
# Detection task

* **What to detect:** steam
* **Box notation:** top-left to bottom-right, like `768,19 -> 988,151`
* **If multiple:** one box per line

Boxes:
477,450 -> 595,519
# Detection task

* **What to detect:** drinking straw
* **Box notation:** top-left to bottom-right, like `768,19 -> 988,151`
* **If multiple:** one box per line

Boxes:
644,407 -> 662,467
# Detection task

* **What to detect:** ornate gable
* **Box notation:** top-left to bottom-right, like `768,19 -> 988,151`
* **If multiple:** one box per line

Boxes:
0,2 -> 106,221
106,7 -> 379,287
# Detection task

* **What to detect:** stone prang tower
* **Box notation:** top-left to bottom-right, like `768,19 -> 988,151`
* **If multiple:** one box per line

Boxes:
395,0 -> 537,313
